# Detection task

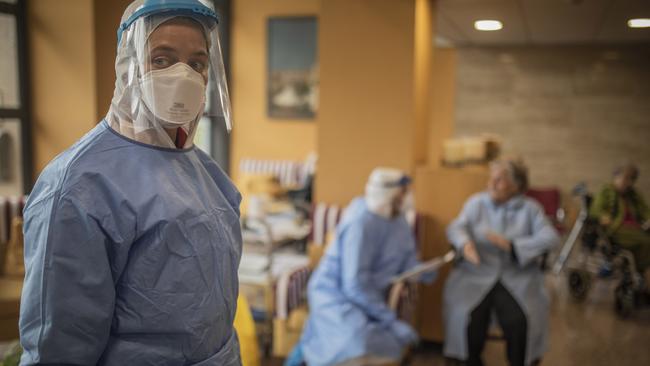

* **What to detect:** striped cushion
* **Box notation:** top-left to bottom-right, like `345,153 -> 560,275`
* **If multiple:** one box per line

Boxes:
310,203 -> 344,246
240,158 -> 311,188
275,266 -> 312,320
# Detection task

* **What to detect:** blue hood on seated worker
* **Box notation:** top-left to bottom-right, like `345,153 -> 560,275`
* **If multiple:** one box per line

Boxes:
19,1 -> 242,365
285,168 -> 436,366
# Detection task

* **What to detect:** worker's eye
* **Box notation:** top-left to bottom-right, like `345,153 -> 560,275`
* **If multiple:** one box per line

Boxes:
189,60 -> 207,73
152,56 -> 172,69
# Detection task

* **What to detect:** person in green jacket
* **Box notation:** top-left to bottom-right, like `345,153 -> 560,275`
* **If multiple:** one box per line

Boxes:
590,163 -> 650,287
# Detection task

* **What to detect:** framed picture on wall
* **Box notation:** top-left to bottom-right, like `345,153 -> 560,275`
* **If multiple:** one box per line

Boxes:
267,16 -> 318,120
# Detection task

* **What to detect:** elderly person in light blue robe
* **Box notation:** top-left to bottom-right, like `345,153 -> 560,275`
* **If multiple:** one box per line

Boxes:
444,159 -> 560,366
285,167 -> 436,366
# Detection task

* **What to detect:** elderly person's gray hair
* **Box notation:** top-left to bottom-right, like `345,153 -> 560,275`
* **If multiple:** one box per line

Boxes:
613,162 -> 639,181
490,158 -> 529,193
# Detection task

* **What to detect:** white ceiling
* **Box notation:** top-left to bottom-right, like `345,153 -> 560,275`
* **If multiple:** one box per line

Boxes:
436,0 -> 650,45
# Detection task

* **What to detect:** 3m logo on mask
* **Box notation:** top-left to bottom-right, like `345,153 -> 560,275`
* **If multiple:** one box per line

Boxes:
169,102 -> 190,119
140,63 -> 207,127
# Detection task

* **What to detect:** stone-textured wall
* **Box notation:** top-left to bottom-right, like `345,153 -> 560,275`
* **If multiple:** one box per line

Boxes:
455,46 -> 650,200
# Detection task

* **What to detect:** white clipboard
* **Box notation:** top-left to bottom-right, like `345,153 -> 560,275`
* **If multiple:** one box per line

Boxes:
391,250 -> 456,284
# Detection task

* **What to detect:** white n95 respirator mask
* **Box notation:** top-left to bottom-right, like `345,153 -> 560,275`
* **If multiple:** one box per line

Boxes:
140,62 -> 206,127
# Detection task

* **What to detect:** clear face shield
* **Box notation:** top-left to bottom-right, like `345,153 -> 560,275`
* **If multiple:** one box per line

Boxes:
365,170 -> 413,219
107,1 -> 232,149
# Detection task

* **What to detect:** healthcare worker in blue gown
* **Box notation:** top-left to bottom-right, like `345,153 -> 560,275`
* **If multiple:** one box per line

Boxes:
285,168 -> 436,366
19,1 -> 242,365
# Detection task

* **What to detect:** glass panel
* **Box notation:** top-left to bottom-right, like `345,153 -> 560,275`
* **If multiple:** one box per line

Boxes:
0,119 -> 24,196
0,13 -> 19,109
194,116 -> 213,154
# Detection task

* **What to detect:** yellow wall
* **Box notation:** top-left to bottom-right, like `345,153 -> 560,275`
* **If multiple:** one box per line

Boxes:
29,0 -> 97,177
316,0 -> 420,205
428,48 -> 457,166
230,0 -> 320,183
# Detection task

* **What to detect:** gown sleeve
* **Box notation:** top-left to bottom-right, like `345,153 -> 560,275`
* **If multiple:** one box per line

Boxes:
20,192 -> 116,366
511,202 -> 560,267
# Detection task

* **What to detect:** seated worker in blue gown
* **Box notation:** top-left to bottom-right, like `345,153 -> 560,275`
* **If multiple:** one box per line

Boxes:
19,1 -> 243,365
285,167 -> 436,366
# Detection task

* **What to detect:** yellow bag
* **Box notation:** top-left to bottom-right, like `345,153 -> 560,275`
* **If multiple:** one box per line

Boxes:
272,306 -> 309,357
234,295 -> 261,366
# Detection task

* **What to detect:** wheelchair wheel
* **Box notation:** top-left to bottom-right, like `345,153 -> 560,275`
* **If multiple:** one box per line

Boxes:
568,269 -> 591,301
614,284 -> 635,318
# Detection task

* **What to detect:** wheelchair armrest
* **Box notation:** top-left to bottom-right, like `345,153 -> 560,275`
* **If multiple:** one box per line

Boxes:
387,281 -> 418,324
387,281 -> 406,312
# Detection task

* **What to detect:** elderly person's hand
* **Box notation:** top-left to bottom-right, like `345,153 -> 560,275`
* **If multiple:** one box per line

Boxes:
462,241 -> 481,265
599,214 -> 613,227
643,219 -> 650,232
486,231 -> 512,252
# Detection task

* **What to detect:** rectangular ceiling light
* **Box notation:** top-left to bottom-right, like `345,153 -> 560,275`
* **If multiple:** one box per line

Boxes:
628,18 -> 650,28
474,20 -> 503,31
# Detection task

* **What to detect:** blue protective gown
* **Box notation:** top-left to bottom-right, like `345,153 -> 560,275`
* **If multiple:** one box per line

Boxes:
19,121 -> 242,366
299,198 -> 425,366
444,192 -> 560,365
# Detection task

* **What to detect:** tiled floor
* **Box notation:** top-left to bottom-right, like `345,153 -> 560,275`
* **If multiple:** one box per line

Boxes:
412,274 -> 650,365
267,274 -> 650,366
